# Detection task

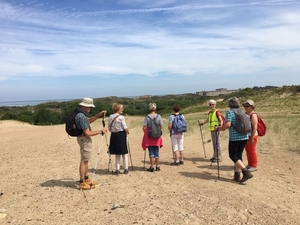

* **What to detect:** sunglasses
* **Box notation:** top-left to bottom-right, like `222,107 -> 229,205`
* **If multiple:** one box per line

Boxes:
209,104 -> 215,106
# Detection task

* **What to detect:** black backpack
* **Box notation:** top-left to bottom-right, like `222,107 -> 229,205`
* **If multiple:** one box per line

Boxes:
147,115 -> 162,138
65,109 -> 83,137
231,109 -> 252,134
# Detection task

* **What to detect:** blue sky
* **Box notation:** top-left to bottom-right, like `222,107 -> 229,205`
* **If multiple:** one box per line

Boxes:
1,0 -> 300,103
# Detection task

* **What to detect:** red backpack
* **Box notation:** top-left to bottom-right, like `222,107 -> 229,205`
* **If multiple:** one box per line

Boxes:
250,113 -> 266,137
216,109 -> 226,125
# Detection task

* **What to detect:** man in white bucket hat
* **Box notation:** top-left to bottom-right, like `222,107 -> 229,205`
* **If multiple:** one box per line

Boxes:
76,97 -> 108,190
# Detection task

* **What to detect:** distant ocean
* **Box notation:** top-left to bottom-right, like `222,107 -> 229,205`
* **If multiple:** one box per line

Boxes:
0,99 -> 74,107
0,96 -> 138,107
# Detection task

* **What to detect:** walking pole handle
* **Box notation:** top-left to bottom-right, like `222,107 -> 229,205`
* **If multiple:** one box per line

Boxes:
102,114 -> 106,128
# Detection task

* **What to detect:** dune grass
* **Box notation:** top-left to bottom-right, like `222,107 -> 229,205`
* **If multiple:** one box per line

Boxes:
93,103 -> 300,154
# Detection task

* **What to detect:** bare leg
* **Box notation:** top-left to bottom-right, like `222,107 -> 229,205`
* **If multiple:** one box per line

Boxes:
155,158 -> 159,167
150,157 -> 154,167
179,150 -> 184,161
79,161 -> 88,180
174,151 -> 179,162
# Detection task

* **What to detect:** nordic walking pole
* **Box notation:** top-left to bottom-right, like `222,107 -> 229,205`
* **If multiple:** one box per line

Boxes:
215,126 -> 220,179
127,136 -> 134,170
198,120 -> 207,158
105,133 -> 112,172
91,134 -> 104,184
91,116 -> 106,185
101,115 -> 112,172
143,150 -> 146,169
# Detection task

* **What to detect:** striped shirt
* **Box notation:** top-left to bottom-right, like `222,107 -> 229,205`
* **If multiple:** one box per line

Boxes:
226,109 -> 248,141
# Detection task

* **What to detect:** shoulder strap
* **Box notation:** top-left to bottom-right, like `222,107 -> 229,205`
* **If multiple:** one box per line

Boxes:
109,115 -> 120,129
173,113 -> 182,116
250,112 -> 256,119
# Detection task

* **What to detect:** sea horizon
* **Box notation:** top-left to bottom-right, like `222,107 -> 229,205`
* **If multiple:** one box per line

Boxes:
0,96 -> 140,107
0,98 -> 75,107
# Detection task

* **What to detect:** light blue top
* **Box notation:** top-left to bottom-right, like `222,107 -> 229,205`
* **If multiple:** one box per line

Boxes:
226,109 -> 248,141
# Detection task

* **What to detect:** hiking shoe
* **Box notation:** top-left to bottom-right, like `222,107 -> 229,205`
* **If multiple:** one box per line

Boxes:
179,161 -> 184,165
84,178 -> 98,186
79,182 -> 92,190
247,167 -> 257,172
156,166 -> 160,171
233,172 -> 241,182
170,162 -> 180,166
240,170 -> 253,183
113,170 -> 121,175
124,169 -> 129,175
210,158 -> 221,163
147,166 -> 154,172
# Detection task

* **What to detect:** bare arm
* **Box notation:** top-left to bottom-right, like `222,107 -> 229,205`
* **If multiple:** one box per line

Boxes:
88,110 -> 107,123
199,118 -> 208,126
168,123 -> 172,131
249,114 -> 258,142
142,125 -> 147,132
217,115 -> 223,125
83,127 -> 108,137
220,121 -> 231,131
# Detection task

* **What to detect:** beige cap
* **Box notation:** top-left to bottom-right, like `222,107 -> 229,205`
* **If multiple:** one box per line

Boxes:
243,99 -> 255,108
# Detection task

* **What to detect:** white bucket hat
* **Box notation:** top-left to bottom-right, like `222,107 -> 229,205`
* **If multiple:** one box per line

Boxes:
79,98 -> 95,108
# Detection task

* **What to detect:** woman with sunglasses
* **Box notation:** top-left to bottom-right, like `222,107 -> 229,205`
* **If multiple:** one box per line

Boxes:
199,99 -> 224,163
243,100 -> 258,172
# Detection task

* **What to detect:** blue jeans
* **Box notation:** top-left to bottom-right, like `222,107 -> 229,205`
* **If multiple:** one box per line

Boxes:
148,146 -> 159,158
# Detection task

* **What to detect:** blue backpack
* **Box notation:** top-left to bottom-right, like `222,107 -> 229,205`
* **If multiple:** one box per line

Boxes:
172,114 -> 187,134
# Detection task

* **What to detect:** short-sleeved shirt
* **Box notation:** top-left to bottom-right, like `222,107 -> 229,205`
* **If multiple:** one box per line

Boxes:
108,114 -> 127,132
75,108 -> 91,131
225,109 -> 248,141
143,114 -> 163,127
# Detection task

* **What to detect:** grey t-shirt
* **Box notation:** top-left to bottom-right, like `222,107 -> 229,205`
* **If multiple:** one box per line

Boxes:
143,113 -> 163,127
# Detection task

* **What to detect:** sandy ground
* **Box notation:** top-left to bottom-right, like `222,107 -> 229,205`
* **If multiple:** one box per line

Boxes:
0,117 -> 300,225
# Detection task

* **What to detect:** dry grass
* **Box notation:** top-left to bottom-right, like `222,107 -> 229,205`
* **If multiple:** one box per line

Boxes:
1,97 -> 300,224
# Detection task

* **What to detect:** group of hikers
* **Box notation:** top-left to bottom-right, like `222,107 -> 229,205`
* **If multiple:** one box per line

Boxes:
73,96 -> 259,190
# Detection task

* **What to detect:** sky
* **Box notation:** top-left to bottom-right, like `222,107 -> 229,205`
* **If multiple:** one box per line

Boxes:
1,0 -> 300,104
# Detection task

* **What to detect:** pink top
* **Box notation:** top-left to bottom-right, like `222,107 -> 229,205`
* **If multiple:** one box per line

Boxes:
141,127 -> 163,150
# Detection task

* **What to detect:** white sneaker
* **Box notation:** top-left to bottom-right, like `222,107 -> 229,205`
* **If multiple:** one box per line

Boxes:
247,167 -> 257,172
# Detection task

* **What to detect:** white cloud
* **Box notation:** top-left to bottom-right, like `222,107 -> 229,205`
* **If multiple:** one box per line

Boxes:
0,0 -> 300,103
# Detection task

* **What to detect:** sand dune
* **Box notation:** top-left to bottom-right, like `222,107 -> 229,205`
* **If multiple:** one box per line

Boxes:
0,117 -> 299,224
